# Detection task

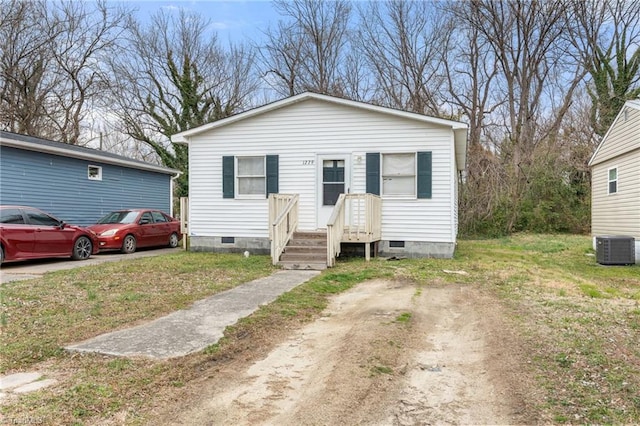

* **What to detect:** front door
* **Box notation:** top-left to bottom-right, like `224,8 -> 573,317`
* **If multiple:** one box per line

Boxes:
317,155 -> 349,228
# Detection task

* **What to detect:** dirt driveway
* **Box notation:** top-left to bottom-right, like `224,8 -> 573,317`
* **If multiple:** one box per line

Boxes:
153,279 -> 534,425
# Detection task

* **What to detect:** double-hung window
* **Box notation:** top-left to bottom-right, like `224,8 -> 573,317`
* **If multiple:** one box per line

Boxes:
608,167 -> 618,194
366,151 -> 431,198
223,155 -> 279,199
382,153 -> 416,196
237,156 -> 266,197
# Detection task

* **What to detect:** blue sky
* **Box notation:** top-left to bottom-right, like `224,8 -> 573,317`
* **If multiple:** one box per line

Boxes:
128,0 -> 281,44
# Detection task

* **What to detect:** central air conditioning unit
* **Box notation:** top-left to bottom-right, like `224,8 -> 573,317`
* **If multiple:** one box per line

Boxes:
596,236 -> 636,265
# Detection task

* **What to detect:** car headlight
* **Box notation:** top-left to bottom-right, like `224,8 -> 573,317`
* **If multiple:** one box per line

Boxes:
100,229 -> 119,237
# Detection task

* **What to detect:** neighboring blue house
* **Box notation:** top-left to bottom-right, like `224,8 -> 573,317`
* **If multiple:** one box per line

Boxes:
0,131 -> 179,226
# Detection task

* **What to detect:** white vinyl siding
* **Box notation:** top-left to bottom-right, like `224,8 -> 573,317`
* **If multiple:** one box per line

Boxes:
188,98 -> 457,243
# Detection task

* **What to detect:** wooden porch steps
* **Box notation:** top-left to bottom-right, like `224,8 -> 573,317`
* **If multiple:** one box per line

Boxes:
278,231 -> 328,271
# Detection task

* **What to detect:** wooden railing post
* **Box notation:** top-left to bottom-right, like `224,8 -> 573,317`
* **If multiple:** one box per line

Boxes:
326,194 -> 346,267
269,194 -> 299,265
332,193 -> 381,262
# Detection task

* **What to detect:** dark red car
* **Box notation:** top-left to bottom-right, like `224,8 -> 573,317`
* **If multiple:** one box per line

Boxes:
0,206 -> 99,264
88,209 -> 180,254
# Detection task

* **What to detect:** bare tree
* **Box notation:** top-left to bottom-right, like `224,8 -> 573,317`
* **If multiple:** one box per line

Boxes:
339,47 -> 373,102
459,0 -> 586,232
440,1 -> 505,234
0,0 -> 129,144
110,9 -> 259,197
0,0 -> 60,138
259,21 -> 305,97
264,0 -> 352,96
47,1 -> 129,144
569,0 -> 640,136
441,1 -> 502,151
356,0 -> 446,115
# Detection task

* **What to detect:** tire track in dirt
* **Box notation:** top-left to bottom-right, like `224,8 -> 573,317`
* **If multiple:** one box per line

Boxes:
162,280 -> 523,425
386,286 -> 514,425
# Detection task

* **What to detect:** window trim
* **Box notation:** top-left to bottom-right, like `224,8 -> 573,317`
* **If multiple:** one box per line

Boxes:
381,152 -> 417,198
88,165 -> 102,181
235,155 -> 266,199
608,166 -> 618,195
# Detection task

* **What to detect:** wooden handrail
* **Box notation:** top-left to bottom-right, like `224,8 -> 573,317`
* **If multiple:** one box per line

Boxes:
326,193 -> 346,267
327,193 -> 382,266
270,193 -> 380,268
342,193 -> 382,242
269,194 -> 299,265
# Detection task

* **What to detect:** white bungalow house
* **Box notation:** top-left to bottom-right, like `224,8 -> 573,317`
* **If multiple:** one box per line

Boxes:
588,99 -> 640,263
172,92 -> 468,269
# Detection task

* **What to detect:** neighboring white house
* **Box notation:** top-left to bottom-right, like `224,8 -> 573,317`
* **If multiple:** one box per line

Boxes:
172,92 -> 468,264
588,99 -> 640,263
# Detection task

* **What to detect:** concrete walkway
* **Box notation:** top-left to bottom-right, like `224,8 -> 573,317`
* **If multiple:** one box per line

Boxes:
65,270 -> 320,359
0,372 -> 58,402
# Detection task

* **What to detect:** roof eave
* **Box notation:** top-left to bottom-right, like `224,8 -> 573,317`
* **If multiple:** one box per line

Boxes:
588,100 -> 637,167
0,136 -> 180,176
171,92 -> 470,144
454,128 -> 468,171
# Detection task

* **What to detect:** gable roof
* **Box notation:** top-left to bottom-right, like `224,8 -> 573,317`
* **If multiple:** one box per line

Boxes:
0,130 -> 179,176
172,92 -> 468,171
589,99 -> 640,166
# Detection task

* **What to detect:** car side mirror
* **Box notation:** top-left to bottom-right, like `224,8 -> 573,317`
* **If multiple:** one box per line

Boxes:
59,221 -> 66,230
139,219 -> 150,225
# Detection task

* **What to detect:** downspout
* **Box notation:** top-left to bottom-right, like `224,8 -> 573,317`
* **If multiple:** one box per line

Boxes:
450,132 -> 457,244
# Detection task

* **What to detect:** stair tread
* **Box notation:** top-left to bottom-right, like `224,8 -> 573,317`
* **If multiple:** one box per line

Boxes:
277,231 -> 329,270
280,254 -> 326,261
292,232 -> 326,238
278,261 -> 327,271
284,246 -> 326,251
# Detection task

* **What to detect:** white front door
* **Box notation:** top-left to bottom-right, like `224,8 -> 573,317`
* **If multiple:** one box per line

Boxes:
317,154 -> 350,229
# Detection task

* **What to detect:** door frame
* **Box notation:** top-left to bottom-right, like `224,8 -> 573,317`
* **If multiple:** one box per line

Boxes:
316,153 -> 350,229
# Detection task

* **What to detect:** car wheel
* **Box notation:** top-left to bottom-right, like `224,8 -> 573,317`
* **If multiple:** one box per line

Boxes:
169,232 -> 179,248
0,245 -> 4,265
121,235 -> 136,254
72,236 -> 92,260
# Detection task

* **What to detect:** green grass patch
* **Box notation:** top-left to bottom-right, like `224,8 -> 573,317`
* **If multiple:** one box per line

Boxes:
371,365 -> 393,375
1,234 -> 639,425
579,283 -> 606,298
0,252 -> 277,373
395,312 -> 412,323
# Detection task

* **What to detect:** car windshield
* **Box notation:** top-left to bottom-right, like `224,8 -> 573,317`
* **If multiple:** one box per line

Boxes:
97,211 -> 139,224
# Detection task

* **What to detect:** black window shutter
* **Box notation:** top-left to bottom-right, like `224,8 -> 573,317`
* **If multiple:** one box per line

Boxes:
266,155 -> 279,197
222,156 -> 234,199
417,151 -> 432,199
366,152 -> 380,195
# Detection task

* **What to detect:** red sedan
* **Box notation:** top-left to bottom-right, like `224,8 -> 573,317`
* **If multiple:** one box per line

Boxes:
0,206 -> 99,264
88,209 -> 180,254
